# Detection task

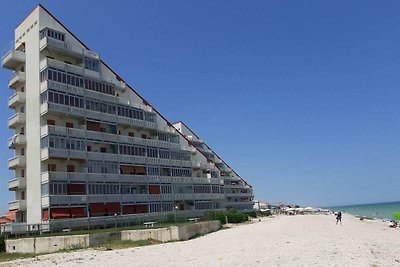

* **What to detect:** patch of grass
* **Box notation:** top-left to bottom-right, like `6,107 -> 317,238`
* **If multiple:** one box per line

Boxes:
96,239 -> 161,250
0,252 -> 37,262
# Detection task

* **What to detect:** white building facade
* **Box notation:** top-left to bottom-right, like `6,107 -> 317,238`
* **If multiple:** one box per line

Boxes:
173,122 -> 254,211
1,5 -> 253,234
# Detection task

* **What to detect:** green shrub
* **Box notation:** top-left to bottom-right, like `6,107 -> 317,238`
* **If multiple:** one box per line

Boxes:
261,210 -> 272,216
393,212 -> 400,220
166,214 -> 175,223
226,213 -> 248,223
245,211 -> 257,218
204,210 -> 250,224
0,235 -> 5,252
227,208 -> 237,213
204,211 -> 227,224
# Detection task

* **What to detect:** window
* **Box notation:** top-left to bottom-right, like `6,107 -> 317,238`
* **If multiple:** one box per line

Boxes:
84,57 -> 99,72
67,165 -> 75,172
147,147 -> 158,158
40,28 -> 65,42
141,134 -> 147,139
66,122 -> 74,128
48,164 -> 56,172
159,149 -> 170,159
21,169 -> 25,177
147,166 -> 160,176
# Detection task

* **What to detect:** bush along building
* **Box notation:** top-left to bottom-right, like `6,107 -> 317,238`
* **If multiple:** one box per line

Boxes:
1,4 -> 254,234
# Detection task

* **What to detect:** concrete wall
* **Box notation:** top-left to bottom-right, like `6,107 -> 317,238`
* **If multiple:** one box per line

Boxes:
121,221 -> 221,242
6,235 -> 88,254
121,227 -> 180,242
6,221 -> 221,253
177,220 -> 221,241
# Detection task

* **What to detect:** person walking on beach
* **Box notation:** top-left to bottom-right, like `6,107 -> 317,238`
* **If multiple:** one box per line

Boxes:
336,211 -> 342,225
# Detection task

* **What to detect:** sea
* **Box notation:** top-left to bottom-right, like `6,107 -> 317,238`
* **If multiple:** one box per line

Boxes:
328,201 -> 400,220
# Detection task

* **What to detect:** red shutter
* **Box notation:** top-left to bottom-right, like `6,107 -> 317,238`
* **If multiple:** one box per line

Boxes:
67,165 -> 75,172
149,185 -> 161,194
133,166 -> 146,175
106,202 -> 121,215
70,207 -> 85,218
122,205 -> 136,214
135,204 -> 148,213
42,209 -> 49,221
87,121 -> 101,132
89,203 -> 107,216
120,165 -> 134,174
47,119 -> 55,126
128,132 -> 134,137
51,208 -> 70,219
66,122 -> 74,128
67,184 -> 85,194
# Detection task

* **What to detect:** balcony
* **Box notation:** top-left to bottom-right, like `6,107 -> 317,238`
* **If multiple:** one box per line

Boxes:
40,80 -> 84,95
8,113 -> 25,128
117,116 -> 157,130
8,71 -> 26,89
8,177 -> 26,191
41,148 -> 86,161
41,102 -> 157,130
39,37 -> 90,59
8,155 -> 26,169
41,171 -> 211,185
1,49 -> 25,70
8,200 -> 27,211
8,91 -> 26,108
40,57 -> 85,77
8,134 -> 26,149
225,192 -> 253,198
41,102 -> 86,118
192,160 -> 214,170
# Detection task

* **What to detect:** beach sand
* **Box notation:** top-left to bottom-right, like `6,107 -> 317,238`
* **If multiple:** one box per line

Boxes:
2,214 -> 399,267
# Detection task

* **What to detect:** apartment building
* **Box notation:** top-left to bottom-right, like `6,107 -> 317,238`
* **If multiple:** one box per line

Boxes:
1,5 -> 253,234
173,122 -> 254,211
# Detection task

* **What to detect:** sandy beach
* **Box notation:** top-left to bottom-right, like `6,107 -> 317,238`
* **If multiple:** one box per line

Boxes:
2,214 -> 399,267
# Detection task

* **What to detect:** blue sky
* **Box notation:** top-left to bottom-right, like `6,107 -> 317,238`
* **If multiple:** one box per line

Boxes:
0,1 -> 399,212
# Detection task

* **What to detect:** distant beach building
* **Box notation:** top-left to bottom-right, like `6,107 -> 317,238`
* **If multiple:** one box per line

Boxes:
1,5 -> 254,234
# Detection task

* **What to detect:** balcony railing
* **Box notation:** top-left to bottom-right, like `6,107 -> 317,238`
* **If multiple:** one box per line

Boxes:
224,192 -> 253,198
8,91 -> 25,108
39,37 -> 91,59
192,160 -> 214,170
8,199 -> 27,211
41,102 -> 156,130
8,71 -> 25,89
43,193 -> 224,206
1,49 -> 25,69
41,148 -> 87,161
41,102 -> 86,118
8,177 -> 26,191
40,57 -> 84,76
40,147 -> 190,167
8,155 -> 26,169
41,125 -> 181,150
8,134 -> 26,149
41,171 -> 221,186
8,113 -> 25,128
